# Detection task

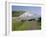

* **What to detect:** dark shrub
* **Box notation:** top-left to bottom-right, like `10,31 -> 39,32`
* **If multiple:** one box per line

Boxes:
37,17 -> 41,22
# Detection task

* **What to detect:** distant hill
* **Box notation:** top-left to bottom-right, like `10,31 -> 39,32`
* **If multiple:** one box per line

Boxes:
12,11 -> 25,17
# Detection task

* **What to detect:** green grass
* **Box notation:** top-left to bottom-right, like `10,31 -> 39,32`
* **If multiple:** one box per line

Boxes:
12,17 -> 41,31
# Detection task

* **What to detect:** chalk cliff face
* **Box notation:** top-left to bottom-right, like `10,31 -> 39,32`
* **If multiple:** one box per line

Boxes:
16,11 -> 41,21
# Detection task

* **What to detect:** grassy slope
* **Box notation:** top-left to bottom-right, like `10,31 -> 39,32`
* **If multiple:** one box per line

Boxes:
12,11 -> 41,31
12,17 -> 41,31
12,11 -> 25,17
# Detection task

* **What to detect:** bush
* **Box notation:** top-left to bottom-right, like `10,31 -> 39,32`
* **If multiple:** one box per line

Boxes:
38,17 -> 41,22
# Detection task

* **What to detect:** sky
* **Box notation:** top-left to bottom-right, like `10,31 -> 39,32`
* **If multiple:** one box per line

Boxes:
12,6 -> 41,16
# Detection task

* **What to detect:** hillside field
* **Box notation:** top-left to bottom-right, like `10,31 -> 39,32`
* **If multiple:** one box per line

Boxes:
12,11 -> 41,31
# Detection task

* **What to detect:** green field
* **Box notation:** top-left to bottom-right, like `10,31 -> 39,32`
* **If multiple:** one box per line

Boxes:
12,11 -> 41,31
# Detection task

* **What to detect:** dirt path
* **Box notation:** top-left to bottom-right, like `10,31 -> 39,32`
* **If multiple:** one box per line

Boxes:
30,21 -> 38,30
